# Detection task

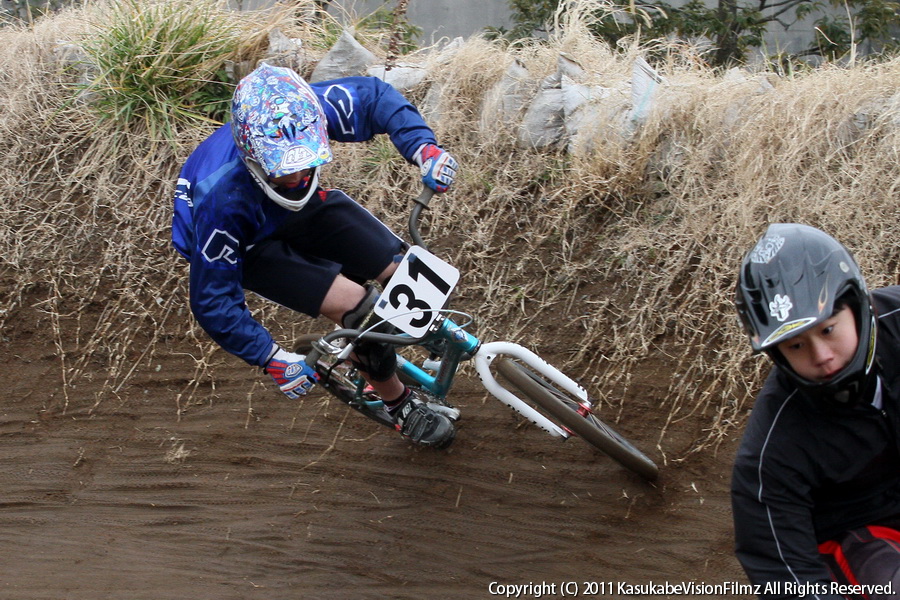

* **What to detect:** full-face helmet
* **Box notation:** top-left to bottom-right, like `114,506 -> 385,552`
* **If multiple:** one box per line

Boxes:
231,63 -> 332,211
735,223 -> 877,404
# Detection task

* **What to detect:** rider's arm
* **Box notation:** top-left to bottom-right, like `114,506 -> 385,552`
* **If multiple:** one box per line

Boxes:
188,255 -> 274,367
732,469 -> 843,598
187,190 -> 275,368
731,385 -> 844,600
313,76 -> 438,163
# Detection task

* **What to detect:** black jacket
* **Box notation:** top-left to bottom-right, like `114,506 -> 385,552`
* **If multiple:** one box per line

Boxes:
732,286 -> 900,599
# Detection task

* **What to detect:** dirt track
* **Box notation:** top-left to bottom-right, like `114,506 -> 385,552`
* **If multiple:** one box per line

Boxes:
1,307 -> 750,600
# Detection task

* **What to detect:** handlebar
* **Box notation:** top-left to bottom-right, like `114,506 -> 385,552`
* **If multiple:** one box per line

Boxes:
304,324 -> 431,365
409,186 -> 434,250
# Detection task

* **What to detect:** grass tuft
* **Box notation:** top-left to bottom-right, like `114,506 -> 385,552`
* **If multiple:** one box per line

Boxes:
82,0 -> 245,137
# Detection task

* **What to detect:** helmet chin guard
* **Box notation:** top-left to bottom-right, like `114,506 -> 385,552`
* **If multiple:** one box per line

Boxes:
245,159 -> 321,212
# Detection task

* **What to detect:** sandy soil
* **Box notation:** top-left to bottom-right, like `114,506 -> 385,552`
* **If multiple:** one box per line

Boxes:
0,298 -> 752,600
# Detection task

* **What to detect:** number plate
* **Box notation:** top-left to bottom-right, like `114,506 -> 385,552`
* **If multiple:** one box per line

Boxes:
374,246 -> 459,337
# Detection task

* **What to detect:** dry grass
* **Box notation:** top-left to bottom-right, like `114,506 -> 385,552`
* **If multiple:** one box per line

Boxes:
4,0 -> 900,461
0,1 -> 325,413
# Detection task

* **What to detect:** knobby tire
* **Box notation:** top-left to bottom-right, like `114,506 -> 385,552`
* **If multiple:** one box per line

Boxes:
496,358 -> 659,481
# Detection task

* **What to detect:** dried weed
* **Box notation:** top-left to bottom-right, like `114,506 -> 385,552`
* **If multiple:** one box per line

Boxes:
4,1 -> 900,459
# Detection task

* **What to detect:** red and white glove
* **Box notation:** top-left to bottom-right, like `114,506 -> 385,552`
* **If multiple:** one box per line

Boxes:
413,144 -> 458,193
265,347 -> 319,399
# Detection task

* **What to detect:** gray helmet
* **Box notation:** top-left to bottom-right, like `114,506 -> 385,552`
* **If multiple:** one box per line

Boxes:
735,223 -> 877,404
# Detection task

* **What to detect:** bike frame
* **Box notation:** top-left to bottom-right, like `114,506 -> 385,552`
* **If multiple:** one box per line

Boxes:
394,317 -> 478,399
391,315 -> 575,440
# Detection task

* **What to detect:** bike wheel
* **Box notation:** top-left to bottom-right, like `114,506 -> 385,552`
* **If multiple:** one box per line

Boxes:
294,334 -> 396,430
496,357 -> 659,481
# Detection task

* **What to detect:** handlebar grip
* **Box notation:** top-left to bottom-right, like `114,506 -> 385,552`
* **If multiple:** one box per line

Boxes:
415,186 -> 435,208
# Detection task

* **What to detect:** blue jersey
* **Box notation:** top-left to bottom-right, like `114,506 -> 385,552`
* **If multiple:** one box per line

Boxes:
172,76 -> 437,366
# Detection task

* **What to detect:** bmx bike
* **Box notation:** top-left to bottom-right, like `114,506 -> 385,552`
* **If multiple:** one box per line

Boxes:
297,187 -> 659,481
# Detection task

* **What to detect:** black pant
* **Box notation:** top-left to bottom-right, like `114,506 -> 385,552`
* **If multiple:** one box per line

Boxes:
243,189 -> 403,317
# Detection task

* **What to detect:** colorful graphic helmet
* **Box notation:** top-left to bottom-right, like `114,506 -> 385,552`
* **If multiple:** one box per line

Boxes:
735,223 -> 877,404
231,63 -> 332,211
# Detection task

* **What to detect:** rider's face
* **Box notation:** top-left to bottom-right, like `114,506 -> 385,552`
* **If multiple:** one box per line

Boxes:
270,168 -> 312,190
777,305 -> 858,382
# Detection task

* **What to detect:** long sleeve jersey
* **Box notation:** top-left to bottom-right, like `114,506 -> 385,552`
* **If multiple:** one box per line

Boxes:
171,76 -> 438,366
731,286 -> 900,599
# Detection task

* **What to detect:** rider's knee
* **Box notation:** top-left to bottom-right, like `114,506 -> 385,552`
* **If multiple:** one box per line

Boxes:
342,284 -> 397,382
342,285 -> 379,331
351,343 -> 397,381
